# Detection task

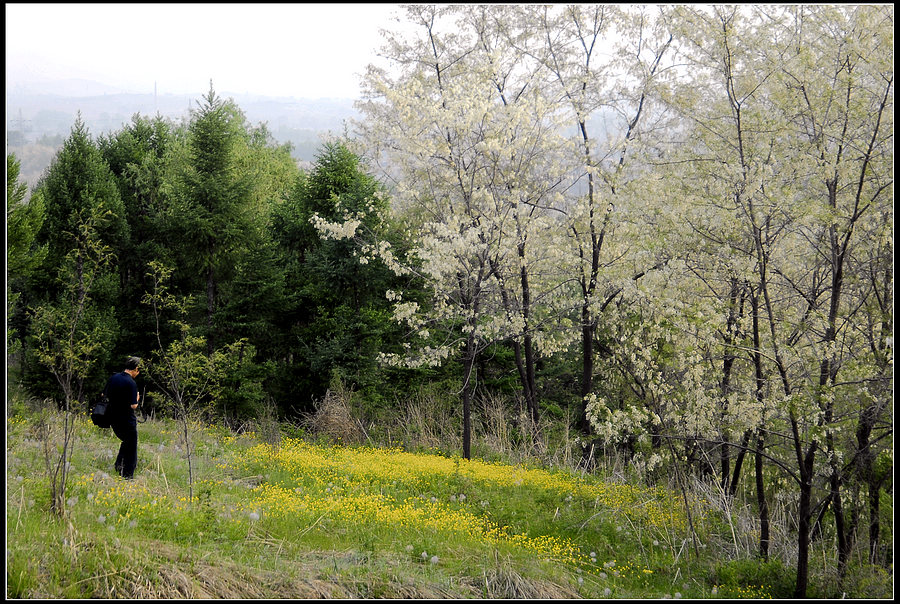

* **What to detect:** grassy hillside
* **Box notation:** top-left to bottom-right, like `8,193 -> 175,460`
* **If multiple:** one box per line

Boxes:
5,395 -> 890,599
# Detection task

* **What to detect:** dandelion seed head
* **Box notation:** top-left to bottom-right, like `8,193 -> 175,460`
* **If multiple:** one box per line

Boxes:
429,555 -> 439,564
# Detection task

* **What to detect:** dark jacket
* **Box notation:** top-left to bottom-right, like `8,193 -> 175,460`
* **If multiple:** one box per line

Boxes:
104,371 -> 138,424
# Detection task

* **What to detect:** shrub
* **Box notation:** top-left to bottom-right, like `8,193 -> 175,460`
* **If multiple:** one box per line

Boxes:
713,558 -> 795,598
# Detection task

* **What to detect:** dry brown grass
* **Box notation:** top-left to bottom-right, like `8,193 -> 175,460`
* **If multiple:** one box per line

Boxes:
470,566 -> 580,599
101,544 -> 348,598
86,541 -> 579,599
302,385 -> 367,445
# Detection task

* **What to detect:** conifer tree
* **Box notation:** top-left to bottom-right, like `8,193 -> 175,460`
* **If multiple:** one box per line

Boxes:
7,153 -> 47,356
164,83 -> 253,352
24,117 -> 127,396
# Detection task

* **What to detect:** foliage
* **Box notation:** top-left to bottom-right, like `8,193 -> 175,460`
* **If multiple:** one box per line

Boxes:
268,140 -> 415,408
27,205 -> 117,516
142,260 -> 267,500
712,558 -> 798,599
7,153 -> 48,354
18,118 -> 128,398
98,113 -> 176,361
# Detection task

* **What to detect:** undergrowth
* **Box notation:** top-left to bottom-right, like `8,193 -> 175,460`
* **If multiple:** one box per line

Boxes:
5,395 -> 893,599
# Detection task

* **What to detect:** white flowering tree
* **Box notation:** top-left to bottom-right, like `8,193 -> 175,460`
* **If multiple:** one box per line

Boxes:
502,5 -> 678,440
357,5 -> 579,457
650,5 -> 893,596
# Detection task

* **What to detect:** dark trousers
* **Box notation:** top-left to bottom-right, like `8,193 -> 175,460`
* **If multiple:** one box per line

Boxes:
112,418 -> 138,478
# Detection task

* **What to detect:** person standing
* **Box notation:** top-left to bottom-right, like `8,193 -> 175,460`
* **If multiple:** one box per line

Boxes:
105,356 -> 142,479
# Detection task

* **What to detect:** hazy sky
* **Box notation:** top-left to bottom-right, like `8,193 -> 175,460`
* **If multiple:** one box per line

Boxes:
6,3 -> 406,99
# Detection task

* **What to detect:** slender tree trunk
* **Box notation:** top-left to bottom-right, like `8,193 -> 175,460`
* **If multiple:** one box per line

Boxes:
577,116 -> 601,438
755,429 -> 769,560
856,400 -> 884,565
868,478 -> 881,564
518,239 -> 538,424
791,405 -> 818,598
720,278 -> 744,492
750,290 -> 769,559
821,175 -> 848,576
795,475 -> 813,598
579,309 -> 595,433
461,334 -> 477,460
728,430 -> 753,499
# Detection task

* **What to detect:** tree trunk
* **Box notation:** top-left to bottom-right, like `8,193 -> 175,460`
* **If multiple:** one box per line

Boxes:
577,115 -> 600,437
751,291 -> 768,560
579,310 -> 595,434
795,476 -> 812,598
727,430 -> 752,499
755,429 -> 769,560
830,453 -> 850,577
517,227 -> 539,425
461,334 -> 477,460
868,478 -> 881,564
522,329 -> 538,424
720,278 -> 744,492
792,415 -> 818,600
857,400 -> 885,565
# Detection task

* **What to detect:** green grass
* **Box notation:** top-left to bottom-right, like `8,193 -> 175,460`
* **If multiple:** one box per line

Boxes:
5,404 -> 891,598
